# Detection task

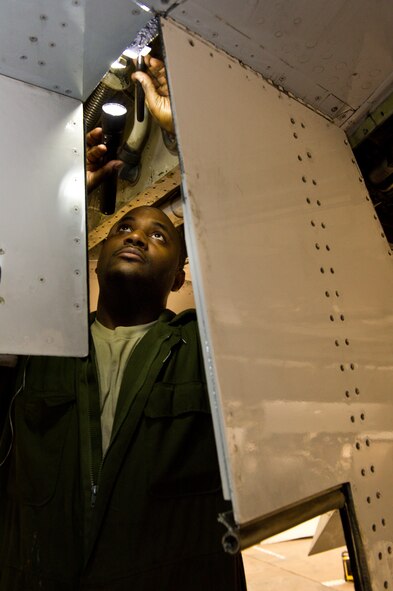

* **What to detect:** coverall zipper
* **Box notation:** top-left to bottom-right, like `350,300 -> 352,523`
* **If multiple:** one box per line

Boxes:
87,355 -> 104,508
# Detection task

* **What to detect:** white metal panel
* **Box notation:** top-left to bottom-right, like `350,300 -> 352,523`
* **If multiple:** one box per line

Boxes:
0,75 -> 88,356
148,0 -> 393,133
0,0 -> 151,101
162,18 -> 393,586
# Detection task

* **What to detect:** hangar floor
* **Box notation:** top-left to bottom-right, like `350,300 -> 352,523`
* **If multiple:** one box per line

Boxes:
243,540 -> 353,591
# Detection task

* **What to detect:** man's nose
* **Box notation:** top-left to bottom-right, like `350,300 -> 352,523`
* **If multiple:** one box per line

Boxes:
124,228 -> 148,248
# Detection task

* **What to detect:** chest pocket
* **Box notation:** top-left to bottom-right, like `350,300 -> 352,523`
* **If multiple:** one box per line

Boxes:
144,381 -> 222,498
12,388 -> 76,506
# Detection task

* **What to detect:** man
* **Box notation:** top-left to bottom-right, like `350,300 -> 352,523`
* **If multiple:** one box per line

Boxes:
0,59 -> 247,589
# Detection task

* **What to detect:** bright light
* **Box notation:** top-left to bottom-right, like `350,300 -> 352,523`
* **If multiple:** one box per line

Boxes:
135,2 -> 150,11
102,103 -> 127,117
123,45 -> 151,59
110,58 -> 127,70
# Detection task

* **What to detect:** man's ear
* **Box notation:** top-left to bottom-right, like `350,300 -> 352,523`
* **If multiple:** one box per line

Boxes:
171,269 -> 185,292
95,239 -> 106,275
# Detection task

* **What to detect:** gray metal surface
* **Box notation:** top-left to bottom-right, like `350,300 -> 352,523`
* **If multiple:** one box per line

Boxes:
148,0 -> 393,134
162,18 -> 393,586
0,75 -> 88,356
0,0 -> 151,101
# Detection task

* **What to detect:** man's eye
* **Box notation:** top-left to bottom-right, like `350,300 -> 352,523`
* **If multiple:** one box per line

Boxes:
117,224 -> 132,233
151,232 -> 165,242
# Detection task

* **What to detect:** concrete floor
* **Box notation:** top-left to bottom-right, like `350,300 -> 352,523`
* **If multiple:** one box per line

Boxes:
242,540 -> 354,590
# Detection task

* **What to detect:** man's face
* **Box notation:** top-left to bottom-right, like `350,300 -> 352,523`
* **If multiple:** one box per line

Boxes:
96,206 -> 184,297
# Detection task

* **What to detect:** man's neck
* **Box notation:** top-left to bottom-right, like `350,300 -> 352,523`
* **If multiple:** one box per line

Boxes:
96,291 -> 165,329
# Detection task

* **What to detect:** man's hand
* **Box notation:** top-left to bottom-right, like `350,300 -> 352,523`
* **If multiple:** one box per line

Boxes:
131,56 -> 174,135
86,128 -> 123,193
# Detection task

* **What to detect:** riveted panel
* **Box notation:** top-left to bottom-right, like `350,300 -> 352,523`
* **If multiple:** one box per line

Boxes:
162,18 -> 393,587
0,75 -> 88,356
146,0 -> 393,134
0,0 -> 151,100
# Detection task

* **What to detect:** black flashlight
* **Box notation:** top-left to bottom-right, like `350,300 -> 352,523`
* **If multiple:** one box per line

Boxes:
136,54 -> 147,123
100,102 -> 127,215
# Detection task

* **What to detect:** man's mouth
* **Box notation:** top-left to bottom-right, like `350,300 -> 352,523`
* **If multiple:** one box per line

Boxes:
114,246 -> 146,262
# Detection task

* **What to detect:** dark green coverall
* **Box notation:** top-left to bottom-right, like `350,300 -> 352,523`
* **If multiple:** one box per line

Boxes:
0,310 -> 246,590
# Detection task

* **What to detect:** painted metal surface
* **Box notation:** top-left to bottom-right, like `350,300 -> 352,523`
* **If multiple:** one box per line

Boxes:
162,18 -> 393,586
0,0 -> 151,101
0,0 -> 154,356
147,0 -> 393,134
0,75 -> 88,356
